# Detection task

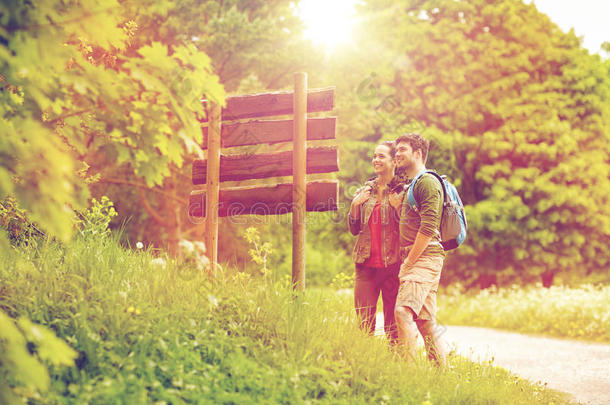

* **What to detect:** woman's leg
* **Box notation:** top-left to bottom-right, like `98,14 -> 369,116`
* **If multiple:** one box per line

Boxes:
354,264 -> 380,335
379,262 -> 400,344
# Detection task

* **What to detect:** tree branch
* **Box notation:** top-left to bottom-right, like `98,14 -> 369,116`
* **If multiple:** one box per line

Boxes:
265,69 -> 291,89
169,165 -> 191,182
183,224 -> 205,237
217,50 -> 233,77
9,6 -> 118,32
137,187 -> 169,227
98,177 -> 188,205
48,108 -> 95,125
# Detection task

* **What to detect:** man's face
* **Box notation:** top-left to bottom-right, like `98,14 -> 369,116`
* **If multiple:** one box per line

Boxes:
394,141 -> 420,169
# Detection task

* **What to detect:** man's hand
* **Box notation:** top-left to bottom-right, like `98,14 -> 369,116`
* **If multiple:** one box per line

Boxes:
388,191 -> 404,211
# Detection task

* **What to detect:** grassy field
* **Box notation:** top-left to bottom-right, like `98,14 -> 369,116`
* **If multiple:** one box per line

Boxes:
438,283 -> 610,342
0,235 -> 573,404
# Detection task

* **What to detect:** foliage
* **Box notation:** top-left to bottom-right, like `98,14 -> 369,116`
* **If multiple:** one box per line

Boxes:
0,234 -> 571,404
74,196 -> 117,239
353,0 -> 610,286
0,196 -> 44,246
305,237 -> 354,286
252,216 -> 354,287
438,284 -> 610,341
244,226 -> 273,277
0,310 -> 76,405
120,0 -> 308,90
0,0 -> 224,241
4,0 -> 610,289
330,271 -> 354,290
84,0 -> 322,256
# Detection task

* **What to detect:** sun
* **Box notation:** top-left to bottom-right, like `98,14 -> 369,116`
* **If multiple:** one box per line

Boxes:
295,0 -> 359,50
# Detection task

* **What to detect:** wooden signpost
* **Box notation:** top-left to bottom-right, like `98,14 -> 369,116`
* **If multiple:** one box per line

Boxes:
190,73 -> 338,291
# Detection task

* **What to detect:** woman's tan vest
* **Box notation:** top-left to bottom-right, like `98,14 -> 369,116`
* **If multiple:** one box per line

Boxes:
348,179 -> 400,267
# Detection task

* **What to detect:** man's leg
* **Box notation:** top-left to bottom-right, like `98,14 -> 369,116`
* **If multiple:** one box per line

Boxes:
416,319 -> 446,367
354,265 -> 380,335
394,305 -> 419,360
395,277 -> 429,360
414,286 -> 446,366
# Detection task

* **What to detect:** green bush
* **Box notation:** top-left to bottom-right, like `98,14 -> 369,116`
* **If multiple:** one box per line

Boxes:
0,197 -> 45,247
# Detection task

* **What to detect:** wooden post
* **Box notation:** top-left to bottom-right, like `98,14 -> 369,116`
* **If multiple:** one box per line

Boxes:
292,72 -> 307,291
193,84 -> 336,286
206,101 -> 221,278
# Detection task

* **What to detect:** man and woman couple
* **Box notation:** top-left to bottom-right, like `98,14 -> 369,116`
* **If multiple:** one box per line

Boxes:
348,132 -> 446,365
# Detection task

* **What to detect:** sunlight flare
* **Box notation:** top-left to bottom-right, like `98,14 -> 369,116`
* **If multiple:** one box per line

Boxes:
296,0 -> 359,50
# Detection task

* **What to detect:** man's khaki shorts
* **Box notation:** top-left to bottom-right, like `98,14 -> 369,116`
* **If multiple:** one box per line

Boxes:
396,281 -> 437,320
395,255 -> 444,321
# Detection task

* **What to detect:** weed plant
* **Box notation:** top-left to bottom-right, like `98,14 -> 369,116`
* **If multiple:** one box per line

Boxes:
0,234 -> 573,404
438,284 -> 610,342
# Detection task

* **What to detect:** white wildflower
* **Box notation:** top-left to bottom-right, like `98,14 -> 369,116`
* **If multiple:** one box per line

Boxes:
193,241 -> 207,255
151,257 -> 167,269
196,255 -> 211,270
178,239 -> 195,254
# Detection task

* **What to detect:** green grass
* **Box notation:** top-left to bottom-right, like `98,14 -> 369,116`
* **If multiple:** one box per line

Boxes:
438,284 -> 610,342
0,235 -> 573,404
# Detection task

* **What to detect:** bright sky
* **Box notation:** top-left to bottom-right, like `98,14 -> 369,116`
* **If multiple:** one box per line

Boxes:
296,0 -> 609,54
526,0 -> 609,54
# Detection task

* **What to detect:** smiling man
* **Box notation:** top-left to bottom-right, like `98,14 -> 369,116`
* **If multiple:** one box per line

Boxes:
389,133 -> 447,366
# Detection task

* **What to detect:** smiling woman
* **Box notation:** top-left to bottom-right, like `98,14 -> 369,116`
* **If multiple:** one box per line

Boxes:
295,0 -> 359,50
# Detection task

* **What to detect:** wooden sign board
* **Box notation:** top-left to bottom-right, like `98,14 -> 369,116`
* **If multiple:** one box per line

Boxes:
202,87 -> 334,121
192,75 -> 337,291
201,117 -> 336,148
192,146 -> 338,184
189,180 -> 338,217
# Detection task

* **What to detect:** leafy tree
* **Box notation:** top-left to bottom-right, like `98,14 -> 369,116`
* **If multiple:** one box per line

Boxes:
0,0 -> 224,242
357,0 -> 610,286
82,0 -> 327,256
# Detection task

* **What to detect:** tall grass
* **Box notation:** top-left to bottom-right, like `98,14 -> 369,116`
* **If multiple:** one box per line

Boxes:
438,284 -> 610,342
0,235 -> 573,404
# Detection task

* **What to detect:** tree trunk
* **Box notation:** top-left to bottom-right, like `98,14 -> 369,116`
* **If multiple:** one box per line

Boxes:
165,177 -> 182,258
541,270 -> 555,288
477,273 -> 497,289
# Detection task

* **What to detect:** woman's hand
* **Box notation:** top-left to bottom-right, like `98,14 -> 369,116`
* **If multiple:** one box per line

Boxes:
352,186 -> 372,207
349,186 -> 371,220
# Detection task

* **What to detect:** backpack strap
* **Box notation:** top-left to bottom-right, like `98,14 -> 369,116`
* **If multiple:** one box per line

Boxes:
406,170 -> 448,213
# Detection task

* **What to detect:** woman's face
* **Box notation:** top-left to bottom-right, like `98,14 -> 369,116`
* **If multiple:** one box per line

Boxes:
372,144 -> 395,176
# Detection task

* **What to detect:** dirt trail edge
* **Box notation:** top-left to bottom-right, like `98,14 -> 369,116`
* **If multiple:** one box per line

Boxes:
443,326 -> 610,405
375,315 -> 610,405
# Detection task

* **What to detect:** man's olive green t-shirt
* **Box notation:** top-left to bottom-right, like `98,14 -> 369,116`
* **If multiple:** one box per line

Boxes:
399,173 -> 445,258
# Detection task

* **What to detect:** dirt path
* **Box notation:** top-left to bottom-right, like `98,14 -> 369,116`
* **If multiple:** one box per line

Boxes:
375,315 -> 610,404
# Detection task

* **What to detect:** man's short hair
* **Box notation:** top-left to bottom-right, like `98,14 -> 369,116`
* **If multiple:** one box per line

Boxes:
395,133 -> 430,163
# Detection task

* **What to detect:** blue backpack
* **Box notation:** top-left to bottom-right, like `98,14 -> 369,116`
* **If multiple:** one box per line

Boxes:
406,171 -> 467,251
